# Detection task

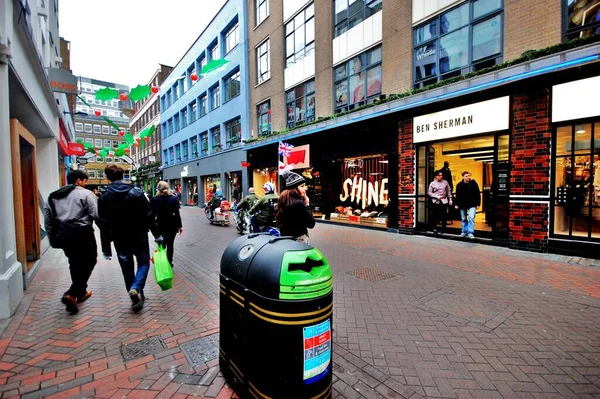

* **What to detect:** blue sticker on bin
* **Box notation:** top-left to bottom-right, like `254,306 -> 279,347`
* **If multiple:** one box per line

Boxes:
303,319 -> 331,381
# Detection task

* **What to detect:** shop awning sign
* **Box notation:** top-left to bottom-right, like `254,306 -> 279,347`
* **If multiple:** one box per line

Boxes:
283,144 -> 310,169
413,96 -> 509,143
47,68 -> 78,95
67,142 -> 85,156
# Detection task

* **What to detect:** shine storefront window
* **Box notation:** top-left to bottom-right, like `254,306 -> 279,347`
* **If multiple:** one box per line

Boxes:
565,0 -> 600,40
553,123 -> 600,239
413,0 -> 503,88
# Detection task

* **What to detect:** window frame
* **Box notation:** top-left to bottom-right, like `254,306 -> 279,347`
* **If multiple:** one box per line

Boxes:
211,126 -> 222,152
210,84 -> 221,110
209,41 -> 220,61
334,0 -> 382,38
286,79 -> 316,128
563,0 -> 600,41
256,0 -> 269,26
225,22 -> 240,54
84,123 -> 92,133
93,124 -> 101,134
75,122 -> 83,132
257,100 -> 271,136
285,3 -> 315,68
102,125 -> 110,135
412,0 -> 504,89
256,38 -> 271,84
225,117 -> 242,149
224,70 -> 241,103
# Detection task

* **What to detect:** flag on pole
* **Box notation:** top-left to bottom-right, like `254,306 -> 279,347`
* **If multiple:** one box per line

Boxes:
278,141 -> 294,157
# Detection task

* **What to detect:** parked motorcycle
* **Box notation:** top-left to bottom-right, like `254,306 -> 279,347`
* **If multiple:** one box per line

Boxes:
248,215 -> 280,237
234,208 -> 250,234
204,200 -> 231,226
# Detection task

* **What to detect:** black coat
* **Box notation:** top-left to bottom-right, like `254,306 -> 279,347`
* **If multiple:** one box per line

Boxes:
277,199 -> 315,238
151,194 -> 182,235
454,179 -> 481,209
98,181 -> 158,254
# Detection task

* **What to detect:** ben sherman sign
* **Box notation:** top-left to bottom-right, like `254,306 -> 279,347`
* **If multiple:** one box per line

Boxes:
413,96 -> 509,143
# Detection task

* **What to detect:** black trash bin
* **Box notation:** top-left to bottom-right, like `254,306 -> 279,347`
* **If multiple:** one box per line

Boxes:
220,233 -> 333,399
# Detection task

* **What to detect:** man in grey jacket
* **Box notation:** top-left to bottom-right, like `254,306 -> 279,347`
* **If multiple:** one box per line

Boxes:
44,170 -> 98,315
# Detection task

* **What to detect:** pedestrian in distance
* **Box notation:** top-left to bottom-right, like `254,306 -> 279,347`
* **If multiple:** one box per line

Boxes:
97,164 -> 163,312
151,181 -> 183,267
428,170 -> 453,235
44,170 -> 98,315
276,171 -> 315,244
454,171 -> 481,239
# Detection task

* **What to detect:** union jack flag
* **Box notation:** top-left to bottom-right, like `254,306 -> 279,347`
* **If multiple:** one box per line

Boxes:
278,141 -> 294,157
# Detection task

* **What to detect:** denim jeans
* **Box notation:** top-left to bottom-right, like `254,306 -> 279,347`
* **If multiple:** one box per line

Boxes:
114,238 -> 150,294
460,207 -> 477,235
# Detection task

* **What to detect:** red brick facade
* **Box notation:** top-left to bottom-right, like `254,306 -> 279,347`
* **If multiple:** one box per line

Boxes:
508,89 -> 552,252
398,119 -> 414,232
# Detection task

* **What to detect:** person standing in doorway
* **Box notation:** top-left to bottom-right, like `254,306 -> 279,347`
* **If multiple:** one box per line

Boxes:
151,181 -> 183,267
98,164 -> 163,312
454,171 -> 481,239
439,161 -> 453,191
44,170 -> 99,314
428,171 -> 453,235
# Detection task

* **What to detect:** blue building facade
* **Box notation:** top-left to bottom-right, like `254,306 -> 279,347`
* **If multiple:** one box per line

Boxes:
160,0 -> 250,207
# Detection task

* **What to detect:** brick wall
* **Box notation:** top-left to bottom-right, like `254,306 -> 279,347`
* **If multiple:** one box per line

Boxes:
509,89 -> 551,252
315,0 -> 334,118
504,0 -> 562,60
382,0 -> 413,96
247,0 -> 286,136
398,119 -> 415,232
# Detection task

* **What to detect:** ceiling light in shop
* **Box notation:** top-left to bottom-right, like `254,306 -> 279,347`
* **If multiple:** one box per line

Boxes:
576,124 -> 586,134
443,147 -> 494,157
378,160 -> 388,163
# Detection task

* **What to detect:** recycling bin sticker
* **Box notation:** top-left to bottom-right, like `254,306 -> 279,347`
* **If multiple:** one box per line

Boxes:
303,319 -> 331,380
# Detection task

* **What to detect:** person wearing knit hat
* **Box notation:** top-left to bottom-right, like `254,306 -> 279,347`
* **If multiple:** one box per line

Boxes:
276,171 -> 315,244
150,181 -> 183,267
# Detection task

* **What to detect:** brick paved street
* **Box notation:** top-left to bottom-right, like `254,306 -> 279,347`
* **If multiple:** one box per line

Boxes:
1,207 -> 599,398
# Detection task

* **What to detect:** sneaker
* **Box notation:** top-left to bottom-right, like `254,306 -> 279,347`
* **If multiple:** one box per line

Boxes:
460,233 -> 466,238
433,230 -> 438,235
77,291 -> 92,303
468,234 -> 475,239
129,289 -> 144,312
61,295 -> 79,315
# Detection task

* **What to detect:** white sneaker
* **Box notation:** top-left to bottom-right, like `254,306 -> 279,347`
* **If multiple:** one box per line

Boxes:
460,233 -> 466,238
468,234 -> 475,239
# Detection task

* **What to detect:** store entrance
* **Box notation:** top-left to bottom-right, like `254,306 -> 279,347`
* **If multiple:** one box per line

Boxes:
416,134 -> 509,239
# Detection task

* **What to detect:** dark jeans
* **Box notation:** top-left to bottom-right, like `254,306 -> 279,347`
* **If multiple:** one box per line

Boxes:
162,230 -> 177,265
431,202 -> 448,232
62,228 -> 97,300
114,238 -> 150,294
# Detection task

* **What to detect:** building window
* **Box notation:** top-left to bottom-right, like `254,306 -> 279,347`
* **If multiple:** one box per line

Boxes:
181,108 -> 188,128
111,128 -> 118,135
413,0 -> 503,88
102,126 -> 110,135
198,54 -> 207,75
211,126 -> 222,152
210,42 -> 220,61
92,125 -> 100,134
175,144 -> 181,161
88,170 -> 96,179
168,119 -> 173,136
257,100 -> 271,136
257,39 -> 270,84
200,132 -> 209,156
552,122 -> 600,239
98,169 -> 105,179
225,22 -> 240,54
224,70 -> 241,102
334,0 -> 382,38
162,123 -> 167,139
225,118 -> 242,148
84,123 -> 92,133
191,136 -> 199,157
85,138 -> 93,146
96,157 -> 104,163
256,0 -> 269,26
104,139 -> 111,148
174,114 -> 180,132
287,80 -> 316,128
75,122 -> 83,132
163,150 -> 168,165
565,0 -> 600,40
210,85 -> 220,110
95,139 -> 102,148
191,102 -> 197,122
199,95 -> 207,117
334,46 -> 382,112
112,140 -> 119,148
285,3 -> 315,67
182,140 -> 189,161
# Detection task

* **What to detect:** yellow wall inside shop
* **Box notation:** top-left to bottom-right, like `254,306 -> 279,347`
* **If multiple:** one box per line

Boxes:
433,146 -> 484,189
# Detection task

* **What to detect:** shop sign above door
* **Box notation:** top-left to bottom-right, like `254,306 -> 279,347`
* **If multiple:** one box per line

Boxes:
413,96 -> 509,143
552,76 -> 600,122
47,68 -> 78,95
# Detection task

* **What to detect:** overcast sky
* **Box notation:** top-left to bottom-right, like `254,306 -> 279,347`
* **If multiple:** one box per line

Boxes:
59,0 -> 228,88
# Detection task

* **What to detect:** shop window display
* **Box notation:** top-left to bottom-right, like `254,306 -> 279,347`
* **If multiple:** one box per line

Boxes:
204,174 -> 221,204
334,46 -> 382,112
328,155 -> 389,228
252,167 -> 279,198
553,123 -> 600,239
565,0 -> 600,41
185,178 -> 198,205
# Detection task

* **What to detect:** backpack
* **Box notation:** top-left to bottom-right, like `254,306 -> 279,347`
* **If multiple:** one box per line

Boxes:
47,185 -> 78,249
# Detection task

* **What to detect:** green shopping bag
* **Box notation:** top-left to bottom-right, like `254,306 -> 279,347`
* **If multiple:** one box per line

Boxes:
152,245 -> 173,291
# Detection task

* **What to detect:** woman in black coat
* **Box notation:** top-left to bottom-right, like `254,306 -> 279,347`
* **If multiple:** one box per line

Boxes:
151,181 -> 183,266
276,171 -> 315,244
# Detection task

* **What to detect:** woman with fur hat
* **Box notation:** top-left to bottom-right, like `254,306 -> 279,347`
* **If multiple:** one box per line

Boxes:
276,171 -> 315,244
151,181 -> 182,267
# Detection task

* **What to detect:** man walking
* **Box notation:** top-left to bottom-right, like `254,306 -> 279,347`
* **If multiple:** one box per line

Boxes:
98,164 -> 163,312
44,170 -> 98,315
428,171 -> 452,235
454,171 -> 481,239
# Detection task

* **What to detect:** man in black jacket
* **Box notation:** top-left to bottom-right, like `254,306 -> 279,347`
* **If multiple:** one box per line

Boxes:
454,171 -> 481,239
98,164 -> 163,312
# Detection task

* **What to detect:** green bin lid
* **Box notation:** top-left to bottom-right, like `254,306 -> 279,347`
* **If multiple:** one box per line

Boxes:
279,248 -> 333,300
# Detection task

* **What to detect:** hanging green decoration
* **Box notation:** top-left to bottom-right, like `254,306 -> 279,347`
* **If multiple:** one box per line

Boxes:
129,85 -> 151,102
102,117 -> 121,131
200,59 -> 230,75
95,87 -> 119,101
124,132 -> 135,145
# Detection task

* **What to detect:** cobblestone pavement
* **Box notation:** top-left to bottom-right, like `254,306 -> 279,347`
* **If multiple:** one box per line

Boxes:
0,207 -> 599,398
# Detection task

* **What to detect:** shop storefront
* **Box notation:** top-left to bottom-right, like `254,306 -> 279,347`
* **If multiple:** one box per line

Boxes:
183,177 -> 198,206
252,167 -> 279,198
550,76 -> 600,253
204,174 -> 221,203
412,97 -> 510,239
226,170 -> 242,203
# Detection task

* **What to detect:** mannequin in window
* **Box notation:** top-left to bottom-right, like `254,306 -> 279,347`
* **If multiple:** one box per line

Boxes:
594,163 -> 600,204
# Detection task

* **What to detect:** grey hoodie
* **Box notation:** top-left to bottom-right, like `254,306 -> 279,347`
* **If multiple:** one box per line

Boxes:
44,186 -> 98,234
